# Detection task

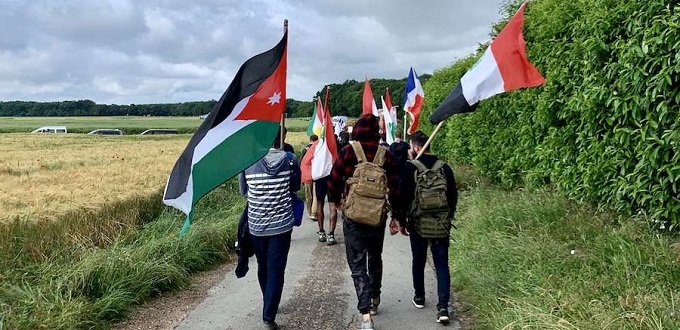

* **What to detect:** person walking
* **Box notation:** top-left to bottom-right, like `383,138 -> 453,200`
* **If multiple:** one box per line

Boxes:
328,114 -> 402,330
313,174 -> 338,245
301,134 -> 319,221
398,130 -> 460,326
238,131 -> 301,330
388,131 -> 410,172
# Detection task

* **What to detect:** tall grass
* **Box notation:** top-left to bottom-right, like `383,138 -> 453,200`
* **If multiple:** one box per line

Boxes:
452,185 -> 680,329
0,180 -> 244,330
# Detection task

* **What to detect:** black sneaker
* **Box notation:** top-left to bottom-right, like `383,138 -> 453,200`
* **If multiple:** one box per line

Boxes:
262,320 -> 279,329
412,296 -> 425,309
317,230 -> 327,242
327,233 -> 337,245
369,296 -> 380,315
437,309 -> 450,325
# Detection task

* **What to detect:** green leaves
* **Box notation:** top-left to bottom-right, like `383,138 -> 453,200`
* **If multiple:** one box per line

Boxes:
422,0 -> 679,227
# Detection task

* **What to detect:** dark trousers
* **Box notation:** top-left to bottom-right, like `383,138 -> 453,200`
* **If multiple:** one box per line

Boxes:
344,218 -> 386,314
409,230 -> 451,310
250,230 -> 292,322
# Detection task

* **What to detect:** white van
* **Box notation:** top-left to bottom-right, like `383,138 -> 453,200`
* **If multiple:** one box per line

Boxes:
87,129 -> 123,135
31,126 -> 68,133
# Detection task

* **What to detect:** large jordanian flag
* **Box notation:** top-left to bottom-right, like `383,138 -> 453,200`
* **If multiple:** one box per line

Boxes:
429,2 -> 544,124
163,30 -> 287,232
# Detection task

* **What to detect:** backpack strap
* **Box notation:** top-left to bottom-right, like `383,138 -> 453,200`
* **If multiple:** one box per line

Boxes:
350,141 -> 368,163
432,160 -> 446,172
373,146 -> 387,166
409,159 -> 428,173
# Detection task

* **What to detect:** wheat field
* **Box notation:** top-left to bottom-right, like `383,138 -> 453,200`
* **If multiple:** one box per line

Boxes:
0,131 -> 308,223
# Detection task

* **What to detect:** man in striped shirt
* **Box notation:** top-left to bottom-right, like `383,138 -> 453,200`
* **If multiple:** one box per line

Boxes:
239,132 -> 301,330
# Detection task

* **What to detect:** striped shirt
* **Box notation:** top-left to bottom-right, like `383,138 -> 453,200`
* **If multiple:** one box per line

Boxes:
239,149 -> 300,236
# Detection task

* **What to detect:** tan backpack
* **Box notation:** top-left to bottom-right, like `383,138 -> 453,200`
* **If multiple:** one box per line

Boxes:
344,141 -> 388,226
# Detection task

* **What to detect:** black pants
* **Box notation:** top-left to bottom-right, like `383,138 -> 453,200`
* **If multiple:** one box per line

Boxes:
343,217 -> 386,314
409,230 -> 451,310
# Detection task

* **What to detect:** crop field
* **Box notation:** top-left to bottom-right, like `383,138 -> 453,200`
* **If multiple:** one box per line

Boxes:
0,116 -> 310,134
0,131 -> 308,223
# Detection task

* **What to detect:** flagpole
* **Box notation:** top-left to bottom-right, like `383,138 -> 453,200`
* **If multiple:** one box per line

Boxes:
323,85 -> 330,115
403,112 -> 408,138
279,19 -> 288,149
415,121 -> 444,160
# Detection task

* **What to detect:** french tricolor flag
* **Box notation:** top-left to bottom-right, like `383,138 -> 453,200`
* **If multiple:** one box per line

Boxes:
429,2 -> 545,124
404,67 -> 425,134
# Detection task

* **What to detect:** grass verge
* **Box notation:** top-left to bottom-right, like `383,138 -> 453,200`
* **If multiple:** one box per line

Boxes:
0,180 -> 244,329
452,182 -> 680,329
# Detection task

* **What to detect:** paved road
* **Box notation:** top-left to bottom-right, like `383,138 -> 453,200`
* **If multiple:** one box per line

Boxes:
175,206 -> 460,330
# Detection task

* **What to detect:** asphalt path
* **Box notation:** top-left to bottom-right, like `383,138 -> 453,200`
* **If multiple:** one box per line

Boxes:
174,205 -> 461,330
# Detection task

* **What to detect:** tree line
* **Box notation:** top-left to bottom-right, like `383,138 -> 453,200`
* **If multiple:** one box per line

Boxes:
0,76 -> 429,118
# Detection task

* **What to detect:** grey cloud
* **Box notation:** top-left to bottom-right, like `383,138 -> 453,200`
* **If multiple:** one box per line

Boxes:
0,0 -> 505,104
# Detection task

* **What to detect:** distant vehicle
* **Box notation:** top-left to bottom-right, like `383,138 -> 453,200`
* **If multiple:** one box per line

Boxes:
87,129 -> 123,135
140,129 -> 179,135
31,126 -> 67,133
199,114 -> 209,119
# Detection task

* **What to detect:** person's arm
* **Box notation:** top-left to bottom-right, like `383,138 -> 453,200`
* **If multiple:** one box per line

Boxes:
383,151 -> 402,219
328,147 -> 352,204
443,164 -> 458,215
397,162 -> 417,227
287,152 -> 301,192
238,172 -> 247,196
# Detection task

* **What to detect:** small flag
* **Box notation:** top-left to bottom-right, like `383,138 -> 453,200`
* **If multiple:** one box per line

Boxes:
429,2 -> 545,124
382,92 -> 396,145
306,98 -> 324,137
403,67 -> 424,134
311,88 -> 338,180
362,78 -> 379,117
163,30 -> 287,233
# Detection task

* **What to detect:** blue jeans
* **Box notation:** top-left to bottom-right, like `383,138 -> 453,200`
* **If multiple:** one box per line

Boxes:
250,230 -> 292,323
409,230 -> 451,310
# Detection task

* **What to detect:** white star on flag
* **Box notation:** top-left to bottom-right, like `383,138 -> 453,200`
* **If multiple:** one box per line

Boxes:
267,92 -> 281,105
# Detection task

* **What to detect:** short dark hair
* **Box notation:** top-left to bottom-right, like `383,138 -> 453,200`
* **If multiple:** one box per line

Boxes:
310,134 -> 319,142
272,127 -> 284,148
409,130 -> 430,151
396,131 -> 403,139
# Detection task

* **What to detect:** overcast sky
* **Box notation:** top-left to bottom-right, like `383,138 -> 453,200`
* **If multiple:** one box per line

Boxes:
0,0 -> 506,105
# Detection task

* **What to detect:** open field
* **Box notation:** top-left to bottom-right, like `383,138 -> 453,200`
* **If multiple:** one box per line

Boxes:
0,134 -> 189,222
0,132 -> 308,223
0,116 -> 310,134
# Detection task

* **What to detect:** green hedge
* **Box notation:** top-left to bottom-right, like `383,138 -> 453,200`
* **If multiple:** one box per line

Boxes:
422,0 -> 679,226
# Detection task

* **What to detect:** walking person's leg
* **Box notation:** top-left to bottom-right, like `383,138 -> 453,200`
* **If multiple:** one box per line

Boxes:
344,220 -> 372,315
262,230 -> 293,324
315,177 -> 328,242
366,224 -> 386,314
327,202 -> 338,245
250,235 -> 271,304
304,182 -> 316,220
430,238 -> 451,310
409,230 -> 428,308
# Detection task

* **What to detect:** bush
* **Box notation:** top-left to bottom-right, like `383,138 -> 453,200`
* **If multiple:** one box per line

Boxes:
423,0 -> 679,227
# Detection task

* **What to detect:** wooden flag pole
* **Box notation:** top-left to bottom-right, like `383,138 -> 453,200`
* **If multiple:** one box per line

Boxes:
415,121 -> 444,160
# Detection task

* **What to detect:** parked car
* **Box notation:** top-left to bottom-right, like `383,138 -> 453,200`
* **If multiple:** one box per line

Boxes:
140,129 -> 179,135
87,129 -> 123,135
31,126 -> 67,133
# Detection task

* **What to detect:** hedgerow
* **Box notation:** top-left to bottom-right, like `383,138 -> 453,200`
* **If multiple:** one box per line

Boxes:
422,0 -> 679,227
